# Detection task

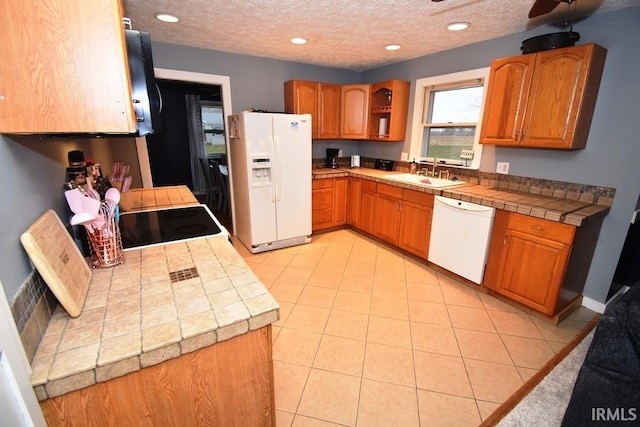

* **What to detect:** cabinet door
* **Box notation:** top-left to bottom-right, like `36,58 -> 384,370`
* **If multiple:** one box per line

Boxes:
374,194 -> 402,246
0,0 -> 136,133
333,178 -> 348,226
479,55 -> 534,146
312,181 -> 333,231
347,178 -> 362,227
340,85 -> 370,139
497,230 -> 571,315
359,191 -> 376,235
398,201 -> 432,259
284,80 -> 318,137
520,44 -> 604,149
318,83 -> 341,139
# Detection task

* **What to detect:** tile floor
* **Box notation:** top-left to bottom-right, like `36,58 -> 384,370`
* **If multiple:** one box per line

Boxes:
232,229 -> 596,427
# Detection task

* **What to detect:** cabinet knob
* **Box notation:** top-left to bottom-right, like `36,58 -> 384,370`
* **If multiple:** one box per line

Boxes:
531,224 -> 545,232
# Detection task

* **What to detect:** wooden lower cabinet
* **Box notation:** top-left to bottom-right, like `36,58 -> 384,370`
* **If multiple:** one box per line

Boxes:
41,326 -> 275,427
483,210 -> 602,318
359,181 -> 377,235
398,190 -> 433,259
347,178 -> 362,227
312,177 -> 347,232
374,183 -> 403,246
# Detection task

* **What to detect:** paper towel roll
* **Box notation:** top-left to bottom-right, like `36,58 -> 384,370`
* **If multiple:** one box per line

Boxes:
378,118 -> 388,136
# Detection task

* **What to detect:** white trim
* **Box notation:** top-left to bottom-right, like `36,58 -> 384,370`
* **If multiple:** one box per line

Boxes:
409,67 -> 490,169
149,69 -> 235,228
582,285 -> 631,314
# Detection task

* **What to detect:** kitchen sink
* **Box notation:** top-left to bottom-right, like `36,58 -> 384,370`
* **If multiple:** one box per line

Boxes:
383,173 -> 465,188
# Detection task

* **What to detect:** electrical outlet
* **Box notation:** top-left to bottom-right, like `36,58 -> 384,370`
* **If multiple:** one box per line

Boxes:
496,162 -> 510,174
401,152 -> 409,161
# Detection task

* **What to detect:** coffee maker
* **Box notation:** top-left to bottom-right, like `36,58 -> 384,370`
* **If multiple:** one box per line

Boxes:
326,148 -> 340,169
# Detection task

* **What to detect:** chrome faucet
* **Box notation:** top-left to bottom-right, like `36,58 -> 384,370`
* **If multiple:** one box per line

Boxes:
431,157 -> 438,177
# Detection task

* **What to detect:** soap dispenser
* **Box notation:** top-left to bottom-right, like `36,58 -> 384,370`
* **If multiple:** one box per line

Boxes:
410,159 -> 417,174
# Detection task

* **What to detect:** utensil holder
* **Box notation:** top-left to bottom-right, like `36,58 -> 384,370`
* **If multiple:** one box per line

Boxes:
87,218 -> 124,268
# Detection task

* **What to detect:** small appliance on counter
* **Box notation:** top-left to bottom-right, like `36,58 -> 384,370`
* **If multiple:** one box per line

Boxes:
326,148 -> 340,169
350,155 -> 360,168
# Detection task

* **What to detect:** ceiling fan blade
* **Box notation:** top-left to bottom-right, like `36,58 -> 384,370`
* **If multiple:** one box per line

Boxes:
529,0 -> 562,18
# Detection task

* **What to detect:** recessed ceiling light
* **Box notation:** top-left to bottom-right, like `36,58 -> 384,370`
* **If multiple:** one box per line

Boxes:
154,13 -> 179,23
447,22 -> 470,31
290,37 -> 308,45
385,44 -> 401,51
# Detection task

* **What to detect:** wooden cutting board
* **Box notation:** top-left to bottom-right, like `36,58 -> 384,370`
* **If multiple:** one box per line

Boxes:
20,210 -> 92,317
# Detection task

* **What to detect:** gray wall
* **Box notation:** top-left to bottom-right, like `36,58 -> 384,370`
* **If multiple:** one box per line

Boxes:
2,6 -> 638,306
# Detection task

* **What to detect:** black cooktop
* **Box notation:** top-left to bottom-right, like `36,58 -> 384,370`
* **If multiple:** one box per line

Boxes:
119,205 -> 224,249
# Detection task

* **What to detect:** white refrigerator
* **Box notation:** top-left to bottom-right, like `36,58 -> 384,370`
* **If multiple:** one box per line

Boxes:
228,111 -> 312,253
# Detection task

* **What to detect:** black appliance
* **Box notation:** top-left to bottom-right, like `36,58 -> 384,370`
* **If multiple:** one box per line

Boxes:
125,29 -> 162,136
326,148 -> 340,169
119,205 -> 227,249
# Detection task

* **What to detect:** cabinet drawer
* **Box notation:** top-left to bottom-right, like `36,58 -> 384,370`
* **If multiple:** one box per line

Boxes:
312,178 -> 333,189
312,188 -> 333,210
377,183 -> 403,199
361,180 -> 377,192
313,208 -> 333,229
507,213 -> 575,245
402,189 -> 434,207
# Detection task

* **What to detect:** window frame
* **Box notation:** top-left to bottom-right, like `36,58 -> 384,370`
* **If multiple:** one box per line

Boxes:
408,67 -> 490,170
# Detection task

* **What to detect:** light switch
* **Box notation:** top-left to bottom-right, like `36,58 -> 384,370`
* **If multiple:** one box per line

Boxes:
496,162 -> 510,174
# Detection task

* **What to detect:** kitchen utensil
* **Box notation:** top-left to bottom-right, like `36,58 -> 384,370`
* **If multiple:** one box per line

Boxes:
105,187 -> 121,204
121,175 -> 132,192
64,189 -> 84,214
20,210 -> 92,317
81,195 -> 101,216
86,188 -> 101,200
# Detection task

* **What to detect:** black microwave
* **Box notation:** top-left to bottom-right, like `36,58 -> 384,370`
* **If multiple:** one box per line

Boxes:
125,29 -> 162,136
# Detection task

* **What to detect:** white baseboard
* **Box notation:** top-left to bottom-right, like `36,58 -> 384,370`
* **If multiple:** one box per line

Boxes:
582,285 -> 631,314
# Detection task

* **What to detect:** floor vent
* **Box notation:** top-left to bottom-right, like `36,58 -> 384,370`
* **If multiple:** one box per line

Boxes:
169,267 -> 199,283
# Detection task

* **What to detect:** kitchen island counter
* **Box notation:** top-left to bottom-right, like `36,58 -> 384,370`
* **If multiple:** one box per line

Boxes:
30,186 -> 279,425
313,168 -> 611,227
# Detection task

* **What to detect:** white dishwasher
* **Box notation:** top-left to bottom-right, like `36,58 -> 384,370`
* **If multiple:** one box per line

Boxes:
428,196 -> 495,284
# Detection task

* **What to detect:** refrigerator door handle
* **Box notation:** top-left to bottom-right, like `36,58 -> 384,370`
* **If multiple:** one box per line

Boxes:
273,136 -> 281,202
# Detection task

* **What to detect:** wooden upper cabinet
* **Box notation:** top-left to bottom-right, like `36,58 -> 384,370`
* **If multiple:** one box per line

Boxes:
340,84 -> 370,139
0,0 -> 137,134
369,80 -> 411,142
480,43 -> 606,150
284,80 -> 340,139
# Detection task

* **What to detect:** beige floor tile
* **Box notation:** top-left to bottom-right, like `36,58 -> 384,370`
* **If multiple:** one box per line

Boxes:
315,257 -> 348,274
273,328 -> 322,366
404,264 -> 438,285
567,306 -> 598,322
270,281 -> 305,304
288,255 -> 322,270
276,410 -> 295,427
488,310 -> 544,339
502,335 -> 556,369
253,263 -> 286,281
414,351 -> 473,398
532,317 -> 589,343
340,274 -> 374,294
273,301 -> 294,327
374,264 -> 406,281
297,286 -> 337,309
291,415 -> 343,426
408,300 -> 451,326
285,304 -> 330,333
406,282 -> 444,303
411,322 -> 460,356
313,335 -> 365,376
362,342 -> 415,387
448,305 -> 496,333
517,366 -> 539,383
323,246 -> 353,261
307,270 -> 343,289
465,359 -> 524,403
296,246 -> 328,261
357,379 -> 419,427
366,316 -> 412,349
344,260 -> 375,278
333,290 -> 371,314
274,360 -> 311,412
455,329 -> 513,365
279,267 -> 314,284
478,293 -> 524,313
297,369 -> 361,426
324,310 -> 369,341
272,325 -> 281,342
417,390 -> 481,427
476,400 -> 501,421
372,277 -> 407,298
348,249 -> 377,263
262,251 -> 296,267
369,294 -> 409,320
548,340 -> 568,353
439,282 -> 484,308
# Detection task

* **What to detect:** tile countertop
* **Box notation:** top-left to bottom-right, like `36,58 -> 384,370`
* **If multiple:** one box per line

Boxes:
29,186 -> 279,401
312,168 -> 611,227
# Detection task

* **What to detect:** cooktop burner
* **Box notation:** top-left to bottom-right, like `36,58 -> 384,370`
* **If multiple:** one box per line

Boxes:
119,205 -> 228,250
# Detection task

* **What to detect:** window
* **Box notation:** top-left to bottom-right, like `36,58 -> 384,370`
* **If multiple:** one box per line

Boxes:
201,102 -> 226,156
409,68 -> 489,169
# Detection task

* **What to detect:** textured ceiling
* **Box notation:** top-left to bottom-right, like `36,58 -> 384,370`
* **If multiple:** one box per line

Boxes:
122,0 -> 640,71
